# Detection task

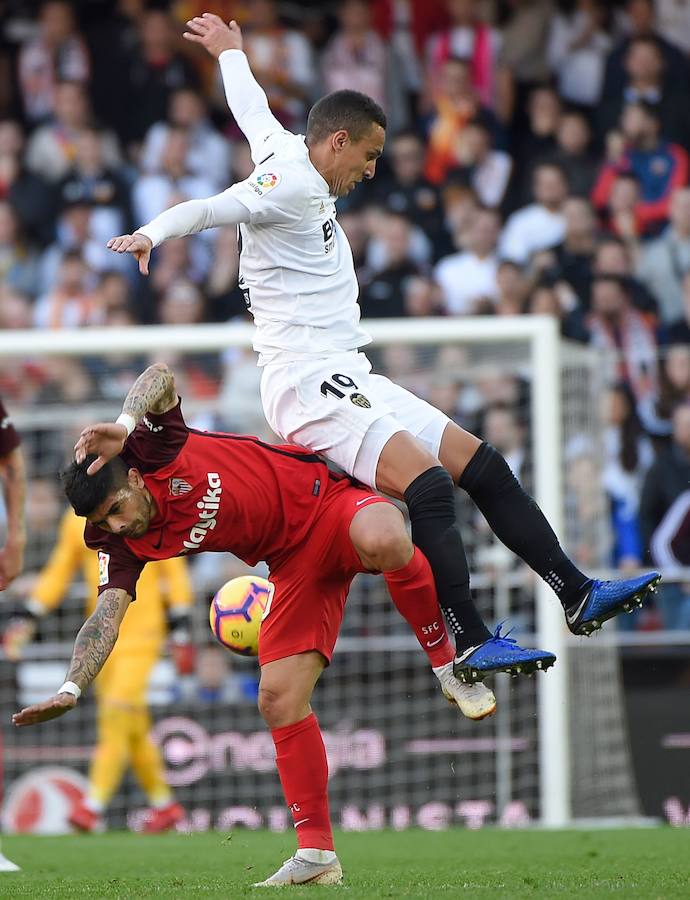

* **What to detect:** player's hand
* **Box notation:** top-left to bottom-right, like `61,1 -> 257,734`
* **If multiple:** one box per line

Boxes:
74,422 -> 128,475
0,541 -> 24,590
183,14 -> 242,58
170,640 -> 196,676
13,692 -> 77,727
107,232 -> 153,275
3,616 -> 36,662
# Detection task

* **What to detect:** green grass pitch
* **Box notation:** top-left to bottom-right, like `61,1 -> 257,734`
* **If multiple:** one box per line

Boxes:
2,828 -> 689,898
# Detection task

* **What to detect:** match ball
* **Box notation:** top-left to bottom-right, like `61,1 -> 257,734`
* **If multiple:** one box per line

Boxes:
209,576 -> 273,656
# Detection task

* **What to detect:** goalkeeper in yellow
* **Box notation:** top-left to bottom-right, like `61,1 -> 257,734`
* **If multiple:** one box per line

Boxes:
5,507 -> 194,833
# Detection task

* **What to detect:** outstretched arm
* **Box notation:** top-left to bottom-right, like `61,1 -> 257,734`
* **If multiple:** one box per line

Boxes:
108,192 -> 251,274
74,362 -> 179,474
12,588 -> 131,726
183,14 -> 284,157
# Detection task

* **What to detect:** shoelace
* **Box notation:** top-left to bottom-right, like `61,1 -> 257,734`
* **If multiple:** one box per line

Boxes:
489,622 -> 517,647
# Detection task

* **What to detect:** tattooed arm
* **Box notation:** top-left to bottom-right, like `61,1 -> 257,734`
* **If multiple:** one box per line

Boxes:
0,446 -> 26,589
12,588 -> 131,726
74,363 -> 178,475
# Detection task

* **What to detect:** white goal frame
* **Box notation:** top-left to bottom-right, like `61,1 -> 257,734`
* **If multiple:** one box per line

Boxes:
0,314 -> 568,826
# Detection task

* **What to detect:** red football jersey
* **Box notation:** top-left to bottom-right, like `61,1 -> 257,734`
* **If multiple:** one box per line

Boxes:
85,400 -> 341,598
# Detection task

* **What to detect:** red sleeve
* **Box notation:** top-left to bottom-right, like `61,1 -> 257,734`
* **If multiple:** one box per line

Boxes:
84,525 -> 146,599
0,397 -> 21,457
637,144 -> 689,229
591,162 -> 619,211
121,398 -> 189,474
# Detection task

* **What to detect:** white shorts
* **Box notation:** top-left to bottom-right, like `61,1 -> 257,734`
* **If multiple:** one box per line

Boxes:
260,350 -> 450,489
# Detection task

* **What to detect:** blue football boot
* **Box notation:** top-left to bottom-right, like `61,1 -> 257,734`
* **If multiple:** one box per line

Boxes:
565,572 -> 661,636
453,624 -> 557,684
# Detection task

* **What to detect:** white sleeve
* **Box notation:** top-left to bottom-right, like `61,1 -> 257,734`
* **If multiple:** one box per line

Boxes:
227,165 -> 307,225
136,192 -> 251,248
218,49 -> 288,163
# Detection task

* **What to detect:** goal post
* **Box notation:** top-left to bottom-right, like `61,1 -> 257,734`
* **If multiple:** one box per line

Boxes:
0,316 -> 584,828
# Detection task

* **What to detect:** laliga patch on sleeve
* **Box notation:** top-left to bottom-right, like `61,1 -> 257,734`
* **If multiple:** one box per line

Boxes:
247,172 -> 281,197
98,551 -> 110,586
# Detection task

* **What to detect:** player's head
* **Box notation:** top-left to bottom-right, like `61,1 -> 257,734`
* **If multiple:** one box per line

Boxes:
306,90 -> 386,197
61,455 -> 154,538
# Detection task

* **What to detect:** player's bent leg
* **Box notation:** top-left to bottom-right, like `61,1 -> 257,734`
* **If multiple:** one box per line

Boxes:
349,502 -> 496,721
373,430 -> 492,652
439,424 -> 661,633
255,652 -> 342,887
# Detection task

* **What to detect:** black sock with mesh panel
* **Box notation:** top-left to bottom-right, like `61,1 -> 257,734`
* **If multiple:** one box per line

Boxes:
458,442 -> 591,608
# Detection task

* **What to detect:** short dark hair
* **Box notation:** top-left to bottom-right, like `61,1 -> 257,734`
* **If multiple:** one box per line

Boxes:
60,455 -> 129,517
306,90 -> 386,145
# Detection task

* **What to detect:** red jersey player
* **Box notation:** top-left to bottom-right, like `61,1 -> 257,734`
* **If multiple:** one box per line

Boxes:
13,363 -> 542,885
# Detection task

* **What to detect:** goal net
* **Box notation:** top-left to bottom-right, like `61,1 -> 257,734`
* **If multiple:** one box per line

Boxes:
0,318 -> 640,833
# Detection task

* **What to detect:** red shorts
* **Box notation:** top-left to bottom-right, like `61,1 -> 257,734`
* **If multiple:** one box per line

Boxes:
258,479 -> 391,667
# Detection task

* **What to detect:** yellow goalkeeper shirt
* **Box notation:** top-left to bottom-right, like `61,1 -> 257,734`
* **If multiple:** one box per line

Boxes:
31,508 -> 194,650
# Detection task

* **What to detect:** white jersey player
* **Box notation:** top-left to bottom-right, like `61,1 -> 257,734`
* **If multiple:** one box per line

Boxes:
108,15 -> 659,717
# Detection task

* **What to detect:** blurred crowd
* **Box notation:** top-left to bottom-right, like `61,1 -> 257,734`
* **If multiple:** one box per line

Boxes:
1,0 -> 690,628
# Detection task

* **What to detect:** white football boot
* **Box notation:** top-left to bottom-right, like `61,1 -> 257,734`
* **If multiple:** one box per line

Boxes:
433,661 -> 497,720
253,851 -> 343,887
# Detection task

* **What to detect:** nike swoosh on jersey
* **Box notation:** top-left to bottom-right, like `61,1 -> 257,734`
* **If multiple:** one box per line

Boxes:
355,495 -> 378,506
294,817 -> 310,828
565,590 -> 591,625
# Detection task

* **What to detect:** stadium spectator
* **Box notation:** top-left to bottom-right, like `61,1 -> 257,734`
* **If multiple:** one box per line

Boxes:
498,0 -> 553,107
586,273 -> 659,407
542,110 -> 599,198
654,0 -> 690,54
0,200 -> 40,298
425,0 -> 508,120
637,188 -> 690,325
592,102 -> 689,240
651,344 -> 690,434
602,0 -> 690,102
321,0 -> 407,135
359,212 -> 422,319
173,642 -> 255,704
0,121 -> 55,246
499,162 -> 568,265
371,130 -> 450,259
449,118 -> 512,209
240,0 -> 315,131
141,88 -> 231,190
434,206 -> 499,315
482,402 -> 529,487
423,57 -> 495,186
33,249 -> 96,329
39,199 -> 130,296
546,196 -> 599,309
17,0 -> 90,125
57,126 -> 132,241
123,9 -> 199,144
547,0 -> 612,109
599,34 -> 690,152
131,126 -> 217,227
526,279 -> 590,343
639,402 -> 690,628
510,86 -> 562,207
25,81 -> 121,183
593,237 -> 658,315
494,259 -> 529,316
601,382 -> 653,571
666,273 -> 690,346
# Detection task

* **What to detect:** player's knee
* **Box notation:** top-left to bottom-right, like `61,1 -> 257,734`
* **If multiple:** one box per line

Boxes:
357,520 -> 412,572
258,684 -> 307,729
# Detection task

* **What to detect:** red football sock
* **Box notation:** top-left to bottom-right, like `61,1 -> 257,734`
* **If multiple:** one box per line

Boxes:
271,712 -> 334,851
384,547 -> 454,668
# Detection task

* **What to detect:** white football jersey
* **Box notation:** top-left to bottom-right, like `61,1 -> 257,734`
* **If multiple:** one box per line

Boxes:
227,129 -> 371,365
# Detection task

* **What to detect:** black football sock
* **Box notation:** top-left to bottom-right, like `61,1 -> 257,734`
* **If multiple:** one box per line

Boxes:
458,442 -> 591,609
404,466 -> 491,652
